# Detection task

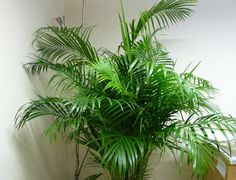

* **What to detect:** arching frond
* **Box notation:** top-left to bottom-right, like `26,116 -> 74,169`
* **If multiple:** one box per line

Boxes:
133,0 -> 196,40
100,134 -> 147,179
34,26 -> 98,63
168,114 -> 236,177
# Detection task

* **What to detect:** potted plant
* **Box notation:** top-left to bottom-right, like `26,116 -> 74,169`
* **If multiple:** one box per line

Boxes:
15,0 -> 236,179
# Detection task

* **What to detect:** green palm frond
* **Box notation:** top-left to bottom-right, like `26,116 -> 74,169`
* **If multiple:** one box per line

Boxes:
92,59 -> 129,95
100,135 -> 146,179
131,40 -> 175,69
15,97 -> 75,128
133,0 -> 196,40
34,26 -> 98,62
168,114 -> 236,177
25,55 -> 95,95
181,72 -> 217,93
43,118 -> 82,142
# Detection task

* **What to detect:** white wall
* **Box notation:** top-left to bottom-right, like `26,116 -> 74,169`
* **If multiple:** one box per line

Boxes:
0,0 -> 72,180
65,0 -> 236,179
162,0 -> 236,117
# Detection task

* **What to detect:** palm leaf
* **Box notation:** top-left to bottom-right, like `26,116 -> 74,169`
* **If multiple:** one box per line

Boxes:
34,26 -> 98,62
169,114 -> 236,177
133,0 -> 196,40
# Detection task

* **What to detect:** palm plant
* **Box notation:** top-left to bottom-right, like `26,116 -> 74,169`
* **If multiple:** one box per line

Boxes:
15,0 -> 236,179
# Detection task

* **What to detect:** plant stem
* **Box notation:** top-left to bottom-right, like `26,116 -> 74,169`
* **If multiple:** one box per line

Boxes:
74,143 -> 80,180
78,147 -> 90,176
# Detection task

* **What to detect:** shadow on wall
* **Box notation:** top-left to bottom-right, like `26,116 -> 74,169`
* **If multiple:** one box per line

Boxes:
11,72 -> 71,180
149,151 -> 197,180
12,120 -> 69,180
